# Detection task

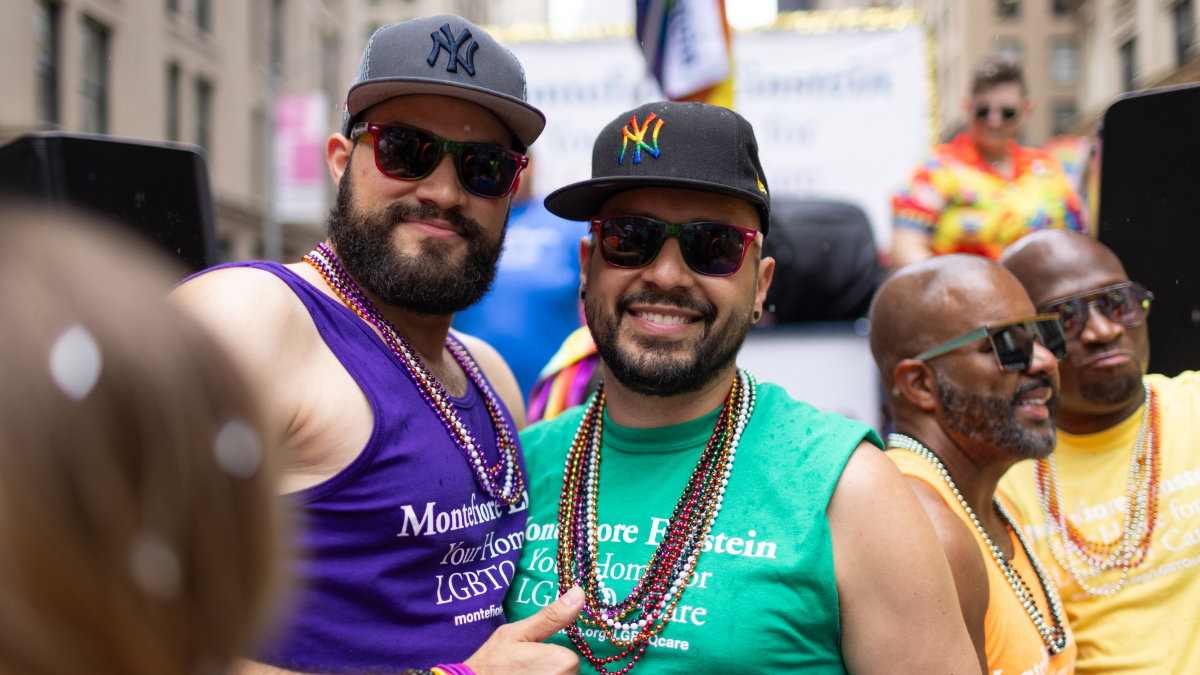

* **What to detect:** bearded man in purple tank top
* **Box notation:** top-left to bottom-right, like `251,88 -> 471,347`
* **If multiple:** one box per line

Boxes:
173,15 -> 584,675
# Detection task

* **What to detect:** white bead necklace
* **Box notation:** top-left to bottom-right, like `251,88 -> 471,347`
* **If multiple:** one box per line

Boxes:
888,433 -> 1069,655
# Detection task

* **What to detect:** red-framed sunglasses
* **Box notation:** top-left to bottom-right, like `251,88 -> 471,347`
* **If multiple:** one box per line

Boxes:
589,215 -> 760,277
351,122 -> 528,199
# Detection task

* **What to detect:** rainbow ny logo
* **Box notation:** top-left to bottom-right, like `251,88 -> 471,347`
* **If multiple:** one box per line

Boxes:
619,113 -> 664,165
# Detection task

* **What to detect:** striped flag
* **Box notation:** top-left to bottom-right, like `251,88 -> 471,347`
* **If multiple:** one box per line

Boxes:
637,0 -> 734,108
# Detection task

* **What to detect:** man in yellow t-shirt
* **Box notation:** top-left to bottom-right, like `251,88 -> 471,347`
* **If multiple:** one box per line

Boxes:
999,230 -> 1200,674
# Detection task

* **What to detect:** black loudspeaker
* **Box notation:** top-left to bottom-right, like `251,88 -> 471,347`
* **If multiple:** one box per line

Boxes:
0,132 -> 219,273
1098,83 -> 1200,377
762,199 -> 882,323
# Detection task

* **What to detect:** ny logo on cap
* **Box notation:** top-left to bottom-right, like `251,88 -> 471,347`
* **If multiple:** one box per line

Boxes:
428,24 -> 479,76
618,113 -> 664,165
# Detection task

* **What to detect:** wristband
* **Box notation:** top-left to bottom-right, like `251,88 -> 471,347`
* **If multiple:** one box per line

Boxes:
434,664 -> 476,675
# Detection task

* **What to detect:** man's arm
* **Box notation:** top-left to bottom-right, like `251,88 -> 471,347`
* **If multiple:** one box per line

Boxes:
904,477 -> 990,675
453,330 -> 527,430
236,587 -> 587,675
171,267 -> 312,451
829,443 -> 981,675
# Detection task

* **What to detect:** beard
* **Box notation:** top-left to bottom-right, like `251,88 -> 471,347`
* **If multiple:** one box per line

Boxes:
586,287 -> 752,398
938,372 -> 1058,460
1077,367 -> 1142,408
326,168 -> 507,316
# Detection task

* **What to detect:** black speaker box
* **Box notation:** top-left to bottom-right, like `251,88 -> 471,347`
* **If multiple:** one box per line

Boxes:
0,132 -> 219,273
1098,83 -> 1200,377
762,199 -> 882,323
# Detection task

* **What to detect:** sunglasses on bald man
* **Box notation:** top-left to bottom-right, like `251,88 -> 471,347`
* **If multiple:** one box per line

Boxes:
1039,282 -> 1153,341
914,315 -> 1067,372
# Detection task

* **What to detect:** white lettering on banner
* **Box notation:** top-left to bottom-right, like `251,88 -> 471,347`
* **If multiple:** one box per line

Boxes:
398,492 -> 527,538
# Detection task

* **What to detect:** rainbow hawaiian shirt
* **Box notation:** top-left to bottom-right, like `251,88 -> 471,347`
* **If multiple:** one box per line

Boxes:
893,133 -> 1086,260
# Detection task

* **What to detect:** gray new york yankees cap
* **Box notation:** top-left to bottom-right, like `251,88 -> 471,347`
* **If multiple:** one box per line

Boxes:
545,101 -> 771,233
342,15 -> 546,147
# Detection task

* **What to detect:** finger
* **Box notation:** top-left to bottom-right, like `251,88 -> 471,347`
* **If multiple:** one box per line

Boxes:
504,586 -> 584,643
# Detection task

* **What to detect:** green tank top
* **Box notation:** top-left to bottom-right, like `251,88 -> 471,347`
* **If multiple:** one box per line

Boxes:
504,382 -> 881,674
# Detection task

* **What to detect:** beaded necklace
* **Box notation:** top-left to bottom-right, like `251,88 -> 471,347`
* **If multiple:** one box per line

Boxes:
1033,378 -> 1160,595
556,371 -> 756,675
303,243 -> 525,506
888,433 -> 1069,655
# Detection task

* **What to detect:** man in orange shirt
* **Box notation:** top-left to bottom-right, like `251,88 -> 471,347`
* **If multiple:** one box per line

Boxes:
870,254 -> 1076,674
892,56 -> 1085,268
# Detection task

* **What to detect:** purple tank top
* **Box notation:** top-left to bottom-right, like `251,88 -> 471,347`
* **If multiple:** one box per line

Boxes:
191,262 -> 528,673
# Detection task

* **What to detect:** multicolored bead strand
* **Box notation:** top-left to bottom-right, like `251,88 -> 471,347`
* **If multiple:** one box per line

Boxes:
888,433 -> 1070,655
556,370 -> 757,675
1033,378 -> 1161,595
303,243 -> 525,506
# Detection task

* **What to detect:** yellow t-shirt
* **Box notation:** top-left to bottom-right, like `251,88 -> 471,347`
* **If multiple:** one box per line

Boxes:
999,372 -> 1200,674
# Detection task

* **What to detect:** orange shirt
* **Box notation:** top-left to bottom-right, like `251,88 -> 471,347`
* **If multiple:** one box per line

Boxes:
888,448 -> 1077,675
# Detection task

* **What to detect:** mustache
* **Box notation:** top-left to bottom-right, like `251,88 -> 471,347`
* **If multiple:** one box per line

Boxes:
375,200 -> 483,240
1010,378 -> 1055,406
614,289 -> 718,324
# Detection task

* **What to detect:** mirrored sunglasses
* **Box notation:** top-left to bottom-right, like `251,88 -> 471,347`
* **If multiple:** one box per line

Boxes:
914,315 -> 1067,372
1040,282 -> 1154,341
351,122 -> 527,199
589,215 -> 760,277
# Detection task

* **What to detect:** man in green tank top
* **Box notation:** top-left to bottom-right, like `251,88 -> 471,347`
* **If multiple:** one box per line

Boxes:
503,101 -> 980,675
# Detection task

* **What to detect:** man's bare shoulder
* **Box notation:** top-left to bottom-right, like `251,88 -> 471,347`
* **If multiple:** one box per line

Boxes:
904,477 -> 990,610
452,329 -> 526,430
827,443 -> 982,674
172,264 -> 318,366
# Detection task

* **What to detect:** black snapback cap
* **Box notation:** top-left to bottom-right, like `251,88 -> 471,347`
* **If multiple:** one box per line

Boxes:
343,15 -> 545,147
544,101 -> 771,234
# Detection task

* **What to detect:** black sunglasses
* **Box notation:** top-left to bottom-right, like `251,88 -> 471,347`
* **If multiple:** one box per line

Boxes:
351,122 -> 528,199
975,105 -> 1019,121
1040,282 -> 1154,341
589,215 -> 760,277
914,315 -> 1067,371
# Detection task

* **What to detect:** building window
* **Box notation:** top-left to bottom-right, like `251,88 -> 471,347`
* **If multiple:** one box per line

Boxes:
81,18 -> 109,134
166,63 -> 181,141
996,38 -> 1023,63
1175,0 -> 1195,67
34,0 -> 60,125
1050,40 -> 1079,85
195,78 -> 212,151
1120,38 -> 1138,91
269,0 -> 284,70
997,0 -> 1019,19
1052,102 -> 1077,134
196,0 -> 210,31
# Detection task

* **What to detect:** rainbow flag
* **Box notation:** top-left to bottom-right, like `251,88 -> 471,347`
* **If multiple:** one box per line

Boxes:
527,326 -> 600,424
637,0 -> 734,109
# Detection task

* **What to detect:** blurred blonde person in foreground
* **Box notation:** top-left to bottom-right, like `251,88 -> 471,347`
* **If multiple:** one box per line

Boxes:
0,206 -> 284,675
891,55 -> 1085,268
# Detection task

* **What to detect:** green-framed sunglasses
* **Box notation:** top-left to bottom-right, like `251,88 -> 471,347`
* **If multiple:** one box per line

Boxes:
914,315 -> 1068,372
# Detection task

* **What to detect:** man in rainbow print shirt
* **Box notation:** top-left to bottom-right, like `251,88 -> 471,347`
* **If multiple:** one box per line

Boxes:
892,55 -> 1084,268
